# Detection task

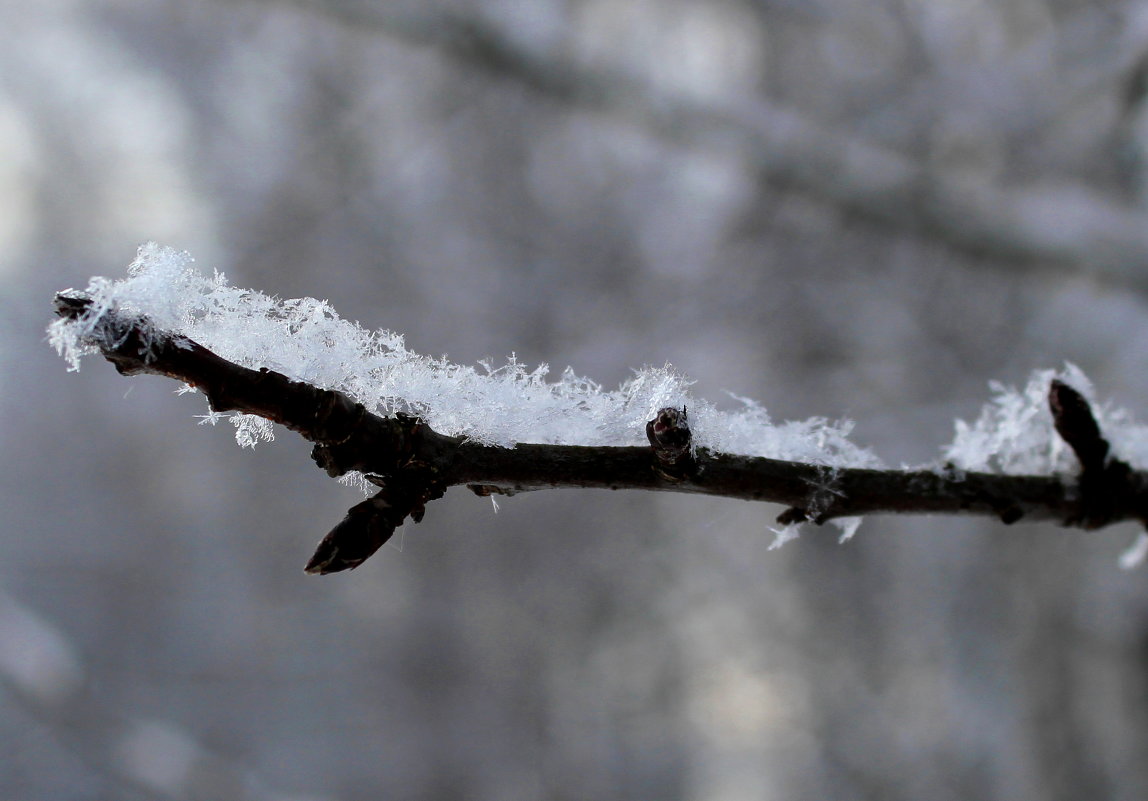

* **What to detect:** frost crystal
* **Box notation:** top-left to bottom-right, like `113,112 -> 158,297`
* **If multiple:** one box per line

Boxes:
768,523 -> 802,550
944,364 -> 1148,474
49,244 -> 881,467
1119,533 -> 1148,570
831,516 -> 863,543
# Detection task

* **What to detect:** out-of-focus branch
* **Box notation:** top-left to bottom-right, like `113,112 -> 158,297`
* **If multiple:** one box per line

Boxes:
0,589 -> 308,801
262,0 -> 1148,292
55,294 -> 1148,574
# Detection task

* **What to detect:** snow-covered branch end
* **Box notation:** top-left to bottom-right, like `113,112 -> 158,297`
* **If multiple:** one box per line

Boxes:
49,245 -> 1148,572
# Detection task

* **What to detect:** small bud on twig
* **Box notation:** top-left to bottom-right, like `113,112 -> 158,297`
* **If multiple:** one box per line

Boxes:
646,407 -> 694,482
305,494 -> 398,574
1049,379 -> 1109,473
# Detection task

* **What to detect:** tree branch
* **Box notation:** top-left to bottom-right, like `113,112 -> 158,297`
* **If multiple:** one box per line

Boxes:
54,293 -> 1148,573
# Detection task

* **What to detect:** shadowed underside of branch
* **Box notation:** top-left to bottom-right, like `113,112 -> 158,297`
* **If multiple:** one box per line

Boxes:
54,293 -> 1148,574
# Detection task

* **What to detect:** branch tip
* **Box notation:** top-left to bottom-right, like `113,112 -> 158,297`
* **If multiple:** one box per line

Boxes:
53,291 -> 93,319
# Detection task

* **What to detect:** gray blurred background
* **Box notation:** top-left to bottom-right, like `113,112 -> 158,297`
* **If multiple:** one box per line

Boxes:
3,0 -> 1148,799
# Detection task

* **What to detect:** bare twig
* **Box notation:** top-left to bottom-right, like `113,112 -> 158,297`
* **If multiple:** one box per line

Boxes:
55,294 -> 1148,573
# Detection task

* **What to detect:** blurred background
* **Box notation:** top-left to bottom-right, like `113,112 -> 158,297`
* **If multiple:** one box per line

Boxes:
3,0 -> 1148,798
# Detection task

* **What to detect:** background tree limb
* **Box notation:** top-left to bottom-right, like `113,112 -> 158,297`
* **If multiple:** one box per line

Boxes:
258,0 -> 1148,295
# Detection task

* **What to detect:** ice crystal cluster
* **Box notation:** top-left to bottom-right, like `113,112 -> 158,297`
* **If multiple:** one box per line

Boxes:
945,364 -> 1148,475
49,244 -> 883,467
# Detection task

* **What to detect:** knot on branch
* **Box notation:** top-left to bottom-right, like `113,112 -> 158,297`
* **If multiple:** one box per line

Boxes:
775,466 -> 849,526
310,412 -> 423,477
775,507 -> 808,526
647,407 -> 695,482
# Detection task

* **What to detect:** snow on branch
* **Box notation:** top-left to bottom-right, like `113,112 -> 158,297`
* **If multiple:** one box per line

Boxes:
50,245 -> 1148,572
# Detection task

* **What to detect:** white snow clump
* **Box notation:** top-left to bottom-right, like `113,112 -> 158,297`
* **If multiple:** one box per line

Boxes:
944,364 -> 1148,475
48,244 -> 881,468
